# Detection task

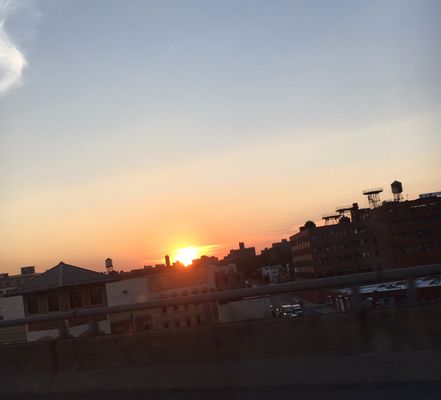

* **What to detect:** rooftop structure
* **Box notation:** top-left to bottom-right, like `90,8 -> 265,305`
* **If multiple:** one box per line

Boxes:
363,187 -> 383,209
8,262 -> 109,296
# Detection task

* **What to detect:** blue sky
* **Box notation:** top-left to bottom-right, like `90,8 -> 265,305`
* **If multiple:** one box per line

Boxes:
1,0 -> 440,272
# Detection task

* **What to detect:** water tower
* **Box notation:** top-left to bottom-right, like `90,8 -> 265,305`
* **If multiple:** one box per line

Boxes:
362,188 -> 383,209
391,180 -> 403,202
335,205 -> 353,218
105,258 -> 114,273
322,212 -> 340,226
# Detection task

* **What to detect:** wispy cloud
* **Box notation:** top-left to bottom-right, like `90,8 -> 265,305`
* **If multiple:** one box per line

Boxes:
0,0 -> 27,94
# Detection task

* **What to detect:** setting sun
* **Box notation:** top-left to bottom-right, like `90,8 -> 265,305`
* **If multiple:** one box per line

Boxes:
174,246 -> 199,267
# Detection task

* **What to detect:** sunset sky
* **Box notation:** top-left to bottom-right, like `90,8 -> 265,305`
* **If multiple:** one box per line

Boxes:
1,0 -> 440,273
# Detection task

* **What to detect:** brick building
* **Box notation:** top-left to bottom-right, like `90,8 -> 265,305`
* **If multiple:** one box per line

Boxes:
290,215 -> 380,279
371,194 -> 441,269
290,190 -> 441,280
221,242 -> 256,277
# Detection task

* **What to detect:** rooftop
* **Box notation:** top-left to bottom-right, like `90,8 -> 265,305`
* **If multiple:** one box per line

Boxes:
7,262 -> 110,296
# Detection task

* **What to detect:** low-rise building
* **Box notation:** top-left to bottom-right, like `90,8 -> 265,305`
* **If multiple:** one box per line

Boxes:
218,296 -> 272,323
214,264 -> 244,291
0,295 -> 26,344
106,266 -> 218,333
0,266 -> 39,343
6,262 -> 111,342
221,242 -> 257,277
260,264 -> 290,284
0,266 -> 39,296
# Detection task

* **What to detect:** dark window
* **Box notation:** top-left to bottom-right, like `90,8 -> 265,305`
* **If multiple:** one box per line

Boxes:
47,293 -> 60,312
175,320 -> 180,328
186,317 -> 191,326
162,306 -> 167,314
174,305 -> 178,311
196,315 -> 201,325
89,287 -> 104,306
164,322 -> 169,329
27,297 -> 39,314
69,291 -> 83,309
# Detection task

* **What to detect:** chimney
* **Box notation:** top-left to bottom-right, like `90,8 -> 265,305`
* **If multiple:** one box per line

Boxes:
239,242 -> 245,250
351,203 -> 359,222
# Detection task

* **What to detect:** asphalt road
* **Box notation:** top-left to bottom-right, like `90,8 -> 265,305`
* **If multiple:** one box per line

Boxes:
7,382 -> 441,400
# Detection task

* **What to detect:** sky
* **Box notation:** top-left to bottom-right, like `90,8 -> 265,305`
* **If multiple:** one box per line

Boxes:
0,0 -> 440,273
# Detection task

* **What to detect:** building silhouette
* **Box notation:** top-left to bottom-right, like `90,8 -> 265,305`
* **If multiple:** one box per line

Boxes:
290,185 -> 441,280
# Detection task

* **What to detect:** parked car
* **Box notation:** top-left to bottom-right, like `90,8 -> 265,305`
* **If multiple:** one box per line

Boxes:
274,304 -> 303,318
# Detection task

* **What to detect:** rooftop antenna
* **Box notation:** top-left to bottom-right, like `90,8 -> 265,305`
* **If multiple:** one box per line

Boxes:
391,180 -> 403,202
362,188 -> 383,209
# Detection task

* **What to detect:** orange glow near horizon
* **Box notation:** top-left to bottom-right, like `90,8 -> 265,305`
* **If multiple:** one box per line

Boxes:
174,246 -> 199,266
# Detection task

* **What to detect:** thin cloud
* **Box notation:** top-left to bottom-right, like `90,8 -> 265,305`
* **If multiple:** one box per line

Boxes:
0,0 -> 27,94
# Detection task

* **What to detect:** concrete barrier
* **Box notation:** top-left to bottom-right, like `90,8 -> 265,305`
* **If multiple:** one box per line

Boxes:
1,304 -> 441,394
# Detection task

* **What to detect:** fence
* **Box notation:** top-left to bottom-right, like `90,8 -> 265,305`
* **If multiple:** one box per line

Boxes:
0,262 -> 440,335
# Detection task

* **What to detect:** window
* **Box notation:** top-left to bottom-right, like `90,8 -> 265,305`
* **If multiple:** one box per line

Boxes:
186,317 -> 191,326
164,322 -> 169,329
175,320 -> 180,328
196,315 -> 201,325
89,287 -> 104,306
69,290 -> 83,309
47,293 -> 60,312
162,306 -> 167,314
27,296 -> 39,314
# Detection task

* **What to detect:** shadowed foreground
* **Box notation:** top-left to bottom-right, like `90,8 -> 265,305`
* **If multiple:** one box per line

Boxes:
2,304 -> 441,395
7,383 -> 441,400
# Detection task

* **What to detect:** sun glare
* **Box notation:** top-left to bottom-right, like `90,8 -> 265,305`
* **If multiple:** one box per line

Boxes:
174,246 -> 199,267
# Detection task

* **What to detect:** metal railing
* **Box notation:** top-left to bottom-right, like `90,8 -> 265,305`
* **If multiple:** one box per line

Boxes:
0,263 -> 440,329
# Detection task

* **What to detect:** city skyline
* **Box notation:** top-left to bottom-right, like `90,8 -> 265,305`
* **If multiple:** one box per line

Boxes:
1,0 -> 440,272
1,181 -> 438,274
